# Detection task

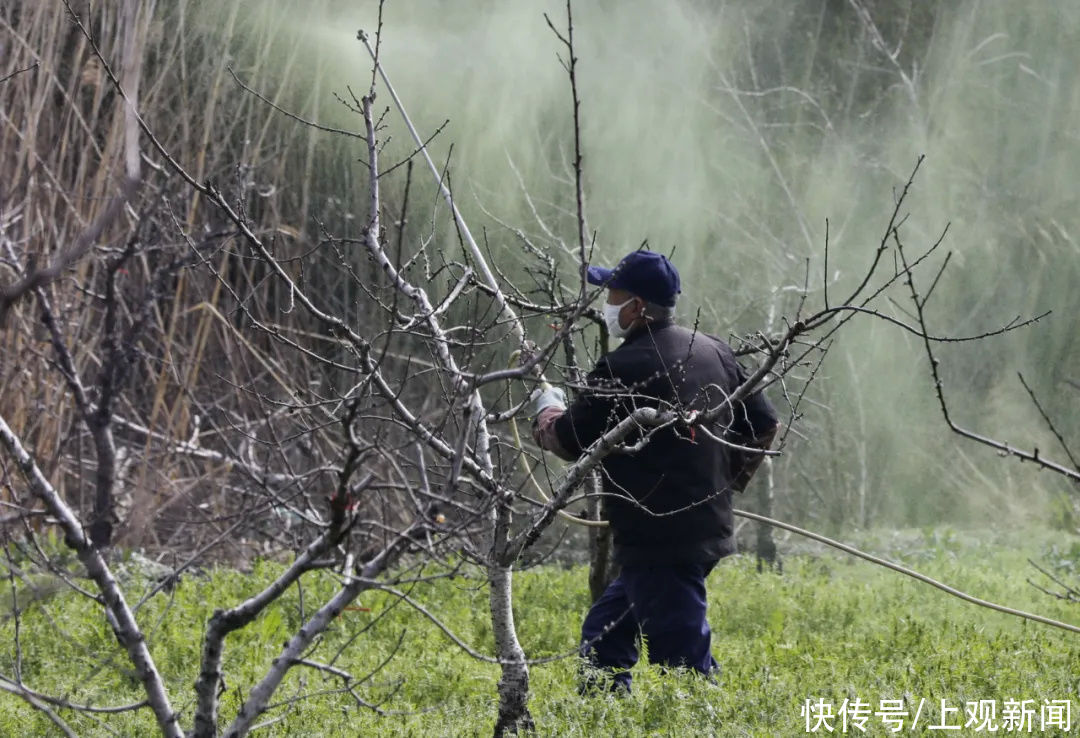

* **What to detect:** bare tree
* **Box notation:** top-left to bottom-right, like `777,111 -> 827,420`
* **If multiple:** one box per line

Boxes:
0,2 -> 459,735
1,3 -> 1074,738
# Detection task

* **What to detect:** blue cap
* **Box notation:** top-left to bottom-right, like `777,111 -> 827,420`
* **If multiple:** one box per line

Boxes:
586,250 -> 681,307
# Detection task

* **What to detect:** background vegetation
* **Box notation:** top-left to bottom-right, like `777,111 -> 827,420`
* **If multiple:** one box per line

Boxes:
4,0 -> 1078,546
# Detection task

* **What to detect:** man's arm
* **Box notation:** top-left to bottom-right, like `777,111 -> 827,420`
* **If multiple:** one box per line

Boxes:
531,355 -> 621,461
532,406 -> 577,461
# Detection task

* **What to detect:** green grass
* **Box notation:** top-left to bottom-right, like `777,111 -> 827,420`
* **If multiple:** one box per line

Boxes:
2,527 -> 1078,737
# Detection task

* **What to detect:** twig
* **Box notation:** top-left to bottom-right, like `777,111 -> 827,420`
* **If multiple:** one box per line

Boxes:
221,522 -> 423,738
227,68 -> 367,140
0,62 -> 39,84
0,679 -> 80,738
0,176 -> 137,321
896,231 -> 1080,483
1017,372 -> 1079,472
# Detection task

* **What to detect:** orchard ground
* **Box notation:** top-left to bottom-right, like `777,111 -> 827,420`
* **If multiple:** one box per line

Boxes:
2,525 -> 1077,737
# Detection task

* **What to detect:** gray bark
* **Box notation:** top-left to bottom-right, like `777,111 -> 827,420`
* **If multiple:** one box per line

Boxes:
192,523 -> 349,738
358,90 -> 535,736
0,413 -> 182,738
586,474 -> 616,602
756,301 -> 781,572
488,560 -> 534,737
221,525 -> 418,738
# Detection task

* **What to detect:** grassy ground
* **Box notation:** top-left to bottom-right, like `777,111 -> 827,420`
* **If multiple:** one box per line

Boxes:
1,526 -> 1078,737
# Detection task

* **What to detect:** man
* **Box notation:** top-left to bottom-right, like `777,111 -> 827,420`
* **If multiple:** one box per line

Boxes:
531,249 -> 779,692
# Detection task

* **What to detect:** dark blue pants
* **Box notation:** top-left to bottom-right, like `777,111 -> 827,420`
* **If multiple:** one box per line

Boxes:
579,561 -> 720,691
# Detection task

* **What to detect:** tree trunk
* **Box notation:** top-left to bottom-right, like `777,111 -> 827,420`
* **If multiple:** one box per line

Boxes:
756,456 -> 782,573
489,555 -> 534,737
473,397 -> 533,737
756,300 -> 781,573
586,472 -> 617,602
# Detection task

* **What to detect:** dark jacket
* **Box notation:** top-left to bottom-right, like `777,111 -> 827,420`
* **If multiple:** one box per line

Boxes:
553,319 -> 777,565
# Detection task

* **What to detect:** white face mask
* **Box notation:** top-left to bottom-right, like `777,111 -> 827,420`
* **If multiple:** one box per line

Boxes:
603,298 -> 637,339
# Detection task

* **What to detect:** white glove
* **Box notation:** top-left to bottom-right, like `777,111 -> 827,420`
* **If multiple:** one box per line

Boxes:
530,384 -> 567,418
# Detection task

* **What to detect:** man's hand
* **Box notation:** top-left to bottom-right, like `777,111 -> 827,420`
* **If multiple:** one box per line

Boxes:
530,383 -> 567,419
529,385 -> 578,461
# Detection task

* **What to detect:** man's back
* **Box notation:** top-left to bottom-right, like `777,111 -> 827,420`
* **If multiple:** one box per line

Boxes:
553,319 -> 777,565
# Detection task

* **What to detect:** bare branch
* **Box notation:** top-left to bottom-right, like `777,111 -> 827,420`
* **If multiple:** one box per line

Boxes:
0,61 -> 39,85
896,229 -> 1080,483
221,521 -> 425,738
0,176 -> 137,321
0,413 -> 182,738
